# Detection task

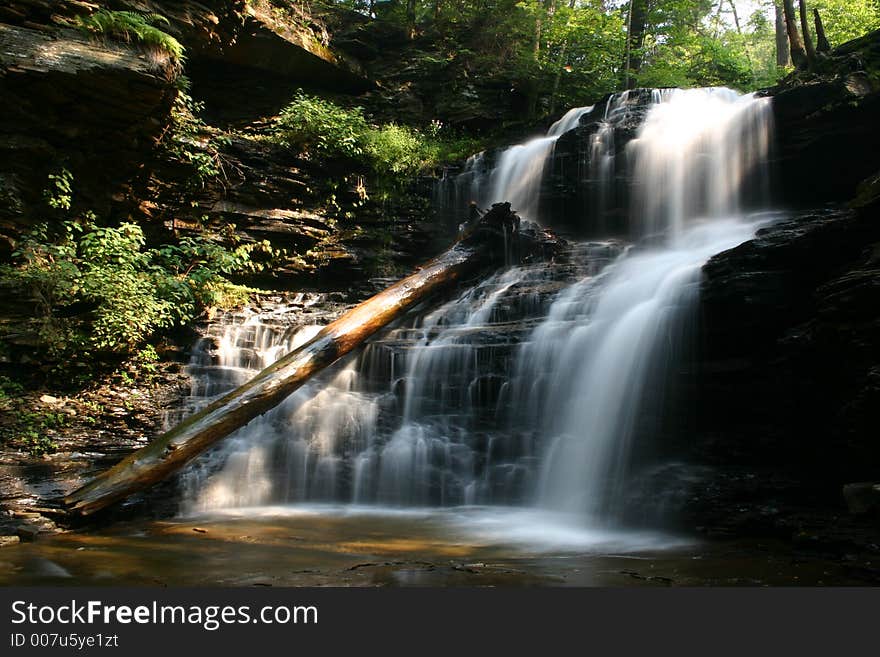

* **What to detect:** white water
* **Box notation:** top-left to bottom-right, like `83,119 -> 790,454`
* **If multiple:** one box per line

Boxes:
522,88 -> 773,523
447,105 -> 594,222
180,87 -> 775,548
525,218 -> 762,522
629,88 -> 772,239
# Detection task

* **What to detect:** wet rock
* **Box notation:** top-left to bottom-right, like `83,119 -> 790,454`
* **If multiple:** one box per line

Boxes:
0,535 -> 20,547
665,202 -> 880,545
769,29 -> 880,205
843,483 -> 880,515
16,525 -> 39,542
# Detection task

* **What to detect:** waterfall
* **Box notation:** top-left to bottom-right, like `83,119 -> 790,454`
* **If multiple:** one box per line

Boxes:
444,104 -> 594,223
180,88 -> 775,539
180,260 -> 606,512
629,87 -> 772,240
521,88 -> 772,523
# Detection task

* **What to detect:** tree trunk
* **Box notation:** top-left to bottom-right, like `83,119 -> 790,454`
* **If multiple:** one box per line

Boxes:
406,0 -> 417,39
64,213 -> 526,516
798,0 -> 817,69
548,0 -> 576,117
775,2 -> 791,67
623,0 -> 649,89
548,39 -> 567,116
712,0 -> 725,39
781,0 -> 807,68
728,0 -> 755,82
814,7 -> 831,53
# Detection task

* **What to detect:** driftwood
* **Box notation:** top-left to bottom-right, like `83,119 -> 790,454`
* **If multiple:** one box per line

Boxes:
64,208 -> 526,516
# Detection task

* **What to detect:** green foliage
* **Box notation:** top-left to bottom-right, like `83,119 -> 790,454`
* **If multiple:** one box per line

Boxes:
164,77 -> 229,186
336,0 -> 878,114
273,90 -> 484,183
0,375 -> 24,400
117,345 -> 161,386
809,0 -> 880,45
44,168 -> 73,211
273,91 -> 370,160
637,33 -> 755,90
76,10 -> 185,62
2,218 -> 281,361
0,398 -> 65,456
364,123 -> 426,175
10,415 -> 61,456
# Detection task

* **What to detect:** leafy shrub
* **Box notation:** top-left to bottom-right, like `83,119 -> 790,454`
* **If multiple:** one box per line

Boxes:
2,219 -> 281,360
273,91 -> 370,160
163,77 -> 228,186
44,168 -> 73,211
364,123 -> 425,176
77,10 -> 185,62
272,91 -> 484,181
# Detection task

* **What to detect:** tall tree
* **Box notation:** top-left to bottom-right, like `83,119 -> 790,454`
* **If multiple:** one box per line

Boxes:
623,0 -> 650,89
775,1 -> 791,66
548,0 -> 578,115
798,0 -> 817,68
727,0 -> 755,82
406,0 -> 417,39
781,0 -> 807,67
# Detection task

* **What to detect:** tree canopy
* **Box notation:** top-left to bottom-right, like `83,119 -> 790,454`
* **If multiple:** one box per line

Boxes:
325,0 -> 880,117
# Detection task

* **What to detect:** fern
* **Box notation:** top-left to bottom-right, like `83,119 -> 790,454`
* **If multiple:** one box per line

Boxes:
77,10 -> 185,62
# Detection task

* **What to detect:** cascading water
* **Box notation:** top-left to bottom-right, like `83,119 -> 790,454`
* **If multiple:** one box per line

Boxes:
180,87 -> 775,546
181,252 -> 619,514
437,104 -> 595,223
521,88 -> 772,524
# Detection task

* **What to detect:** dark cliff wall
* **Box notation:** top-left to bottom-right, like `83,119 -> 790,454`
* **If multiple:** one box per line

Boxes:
0,1 -> 450,288
770,29 -> 880,206
0,23 -> 178,255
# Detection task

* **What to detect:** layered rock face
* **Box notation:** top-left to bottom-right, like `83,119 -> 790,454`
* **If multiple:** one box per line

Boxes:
676,36 -> 880,540
0,1 -> 442,286
144,133 -> 450,289
0,23 -> 178,252
663,203 -> 880,540
770,29 -> 880,205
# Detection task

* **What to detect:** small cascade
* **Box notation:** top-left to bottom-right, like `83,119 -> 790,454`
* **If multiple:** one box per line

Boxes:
548,105 -> 595,137
585,90 -> 647,230
438,104 -> 595,224
163,295 -> 329,430
180,244 -> 623,513
629,87 -> 773,240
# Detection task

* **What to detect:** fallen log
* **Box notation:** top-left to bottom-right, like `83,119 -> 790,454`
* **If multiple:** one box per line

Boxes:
65,205 -> 538,516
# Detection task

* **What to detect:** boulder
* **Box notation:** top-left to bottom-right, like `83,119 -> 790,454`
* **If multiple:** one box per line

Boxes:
843,482 -> 880,515
769,29 -> 880,205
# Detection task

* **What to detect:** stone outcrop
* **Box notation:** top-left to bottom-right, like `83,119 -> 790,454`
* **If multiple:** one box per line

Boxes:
0,2 -> 433,286
769,28 -> 880,205
0,22 -> 178,249
142,131 -> 452,288
131,0 -> 372,122
629,200 -> 880,546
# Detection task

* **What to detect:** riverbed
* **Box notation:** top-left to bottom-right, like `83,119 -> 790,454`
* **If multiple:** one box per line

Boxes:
0,505 -> 872,586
